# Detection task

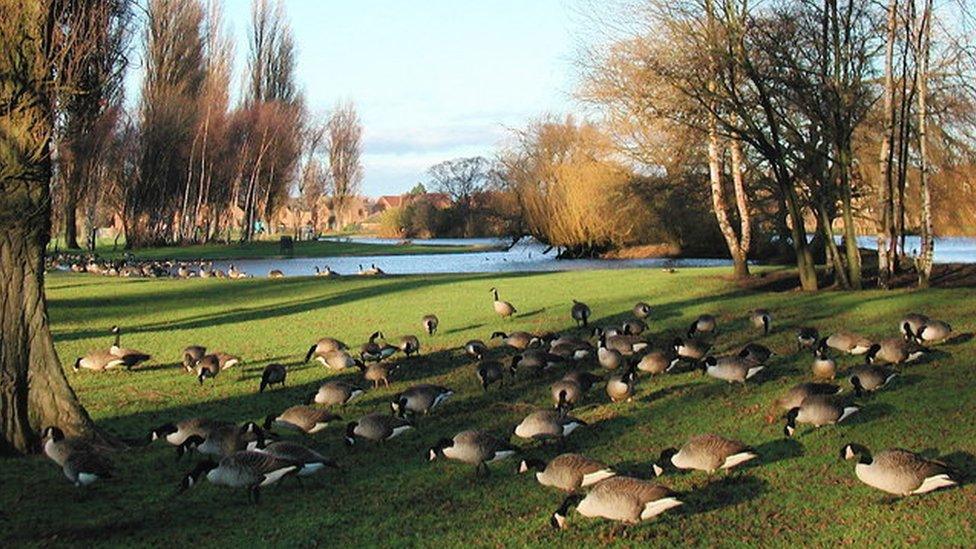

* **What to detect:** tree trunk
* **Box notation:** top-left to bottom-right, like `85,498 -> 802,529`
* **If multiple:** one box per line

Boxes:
838,146 -> 861,289
877,0 -> 898,288
916,0 -> 934,287
63,200 -> 81,250
782,178 -> 818,291
729,137 -> 751,278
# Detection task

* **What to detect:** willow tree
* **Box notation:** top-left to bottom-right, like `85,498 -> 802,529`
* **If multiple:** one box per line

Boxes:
1,0 -> 121,455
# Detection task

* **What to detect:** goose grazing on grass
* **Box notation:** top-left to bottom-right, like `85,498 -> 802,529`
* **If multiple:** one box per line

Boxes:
551,476 -> 682,529
360,331 -> 397,363
750,309 -> 773,335
825,331 -> 874,355
653,434 -> 758,476
264,406 -> 341,434
866,339 -> 928,365
316,350 -> 362,370
194,354 -> 221,384
519,453 -> 616,492
796,327 -> 820,351
900,313 -> 930,338
783,395 -> 859,437
476,360 -> 506,391
621,318 -> 647,336
597,336 -> 624,370
491,331 -> 538,351
606,364 -> 637,402
849,365 -> 898,396
182,345 -> 207,372
687,314 -> 717,338
149,418 -> 232,446
700,356 -> 764,384
258,363 -> 287,393
672,337 -> 711,363
490,287 -> 517,318
357,361 -> 396,388
42,427 -> 98,467
176,422 -> 265,460
397,335 -> 421,357
633,302 -> 652,319
60,449 -> 115,487
840,443 -> 958,497
73,350 -> 127,372
304,337 -> 349,364
774,382 -> 842,412
268,269 -> 285,279
550,371 -> 601,408
514,409 -> 586,443
344,413 -> 413,445
178,451 -> 300,503
107,326 -> 151,368
391,384 -> 454,417
306,381 -> 365,407
428,430 -> 518,476
571,300 -> 591,327
512,349 -> 565,376
422,314 -> 439,335
812,339 -> 837,380
465,339 -> 489,360
910,320 -> 953,345
739,343 -> 773,365
249,440 -> 338,477
637,350 -> 674,375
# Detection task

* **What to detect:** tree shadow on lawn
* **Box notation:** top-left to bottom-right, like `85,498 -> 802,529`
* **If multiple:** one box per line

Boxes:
678,475 -> 768,516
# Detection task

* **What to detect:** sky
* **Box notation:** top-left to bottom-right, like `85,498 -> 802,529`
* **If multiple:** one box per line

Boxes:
128,0 -> 587,197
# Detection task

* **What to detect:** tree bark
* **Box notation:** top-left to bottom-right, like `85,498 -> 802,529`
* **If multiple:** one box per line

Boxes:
916,0 -> 934,287
63,199 -> 81,249
877,0 -> 898,288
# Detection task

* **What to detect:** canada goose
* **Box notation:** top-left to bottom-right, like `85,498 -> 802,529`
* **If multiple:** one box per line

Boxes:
316,350 -> 362,370
357,361 -> 396,388
306,381 -> 365,407
783,395 -> 859,437
195,354 -> 221,384
774,382 -> 842,412
422,314 -> 439,335
739,343 -> 773,365
391,384 -> 454,417
910,320 -> 953,345
700,356 -> 764,384
73,350 -> 127,372
606,364 -> 637,402
749,309 -> 772,335
514,409 -> 586,442
490,287 -> 517,318
258,363 -> 287,393
210,352 -> 240,370
550,371 -> 601,408
397,335 -> 421,357
653,434 -> 758,476
866,339 -> 929,365
796,327 -> 820,351
182,345 -> 206,372
621,318 -> 647,336
176,422 -> 265,460
344,413 -> 412,445
360,331 -> 397,362
600,331 -> 648,356
849,365 -> 898,396
314,266 -> 338,277
428,430 -> 519,476
900,313 -> 930,338
550,340 -> 593,361
826,331 -> 874,355
633,302 -> 652,319
512,349 -> 565,376
108,326 -> 152,368
249,440 -> 338,477
476,360 -> 506,391
178,451 -> 300,503
687,314 -> 718,338
812,339 -> 837,380
149,418 -> 232,446
490,331 -> 539,351
41,426 -> 97,467
304,337 -> 349,364
268,269 -> 285,279
60,449 -> 115,487
571,300 -> 591,327
465,339 -> 489,360
637,350 -> 673,375
672,337 -> 711,363
264,406 -> 341,434
597,337 -> 624,370
840,443 -> 958,497
519,453 -> 616,492
368,263 -> 385,275
551,476 -> 683,529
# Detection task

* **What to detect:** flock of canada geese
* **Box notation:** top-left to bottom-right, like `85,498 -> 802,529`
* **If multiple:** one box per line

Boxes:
47,285 -> 963,530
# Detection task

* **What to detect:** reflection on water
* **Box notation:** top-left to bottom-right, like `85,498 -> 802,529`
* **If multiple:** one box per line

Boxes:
211,236 -> 975,278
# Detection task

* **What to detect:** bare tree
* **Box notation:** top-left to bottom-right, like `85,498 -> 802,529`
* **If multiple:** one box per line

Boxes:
326,101 -> 363,227
298,115 -> 328,233
428,156 -> 491,236
877,0 -> 899,288
915,0 -> 934,286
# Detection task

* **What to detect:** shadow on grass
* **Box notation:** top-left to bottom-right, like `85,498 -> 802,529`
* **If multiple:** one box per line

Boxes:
679,475 -> 768,515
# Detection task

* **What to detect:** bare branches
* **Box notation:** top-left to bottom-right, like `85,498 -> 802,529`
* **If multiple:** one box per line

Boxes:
326,100 -> 363,224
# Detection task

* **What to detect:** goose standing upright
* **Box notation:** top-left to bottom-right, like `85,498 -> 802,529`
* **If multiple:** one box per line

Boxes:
570,300 -> 591,328
108,325 -> 151,369
490,287 -> 517,319
422,314 -> 439,335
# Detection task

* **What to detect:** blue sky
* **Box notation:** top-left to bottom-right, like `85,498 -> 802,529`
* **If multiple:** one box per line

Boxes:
128,0 -> 586,196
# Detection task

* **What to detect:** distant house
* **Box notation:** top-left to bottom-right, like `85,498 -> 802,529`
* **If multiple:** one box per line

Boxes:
272,195 -> 373,237
371,192 -> 454,214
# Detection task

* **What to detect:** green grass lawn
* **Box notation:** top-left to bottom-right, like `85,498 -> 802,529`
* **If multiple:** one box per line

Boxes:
2,269 -> 975,547
47,237 -> 483,261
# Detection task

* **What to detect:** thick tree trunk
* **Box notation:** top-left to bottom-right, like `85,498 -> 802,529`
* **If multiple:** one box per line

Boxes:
838,147 -> 861,289
729,137 -> 751,278
783,180 -> 818,291
63,200 -> 81,250
916,0 -> 934,287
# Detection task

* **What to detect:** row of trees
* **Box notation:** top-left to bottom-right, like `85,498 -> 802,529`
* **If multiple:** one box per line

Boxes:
54,0 -> 364,250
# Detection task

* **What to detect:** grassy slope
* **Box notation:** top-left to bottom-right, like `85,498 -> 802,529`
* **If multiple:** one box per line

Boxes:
48,238 -> 479,261
2,269 -> 975,547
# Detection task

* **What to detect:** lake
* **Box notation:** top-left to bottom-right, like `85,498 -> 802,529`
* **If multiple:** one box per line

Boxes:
211,236 -> 975,278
